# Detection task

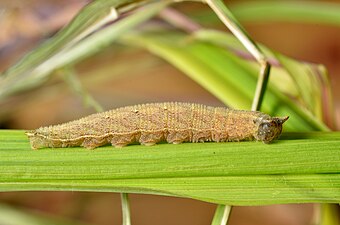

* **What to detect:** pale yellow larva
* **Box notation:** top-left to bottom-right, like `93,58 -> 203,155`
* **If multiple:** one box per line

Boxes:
25,102 -> 289,149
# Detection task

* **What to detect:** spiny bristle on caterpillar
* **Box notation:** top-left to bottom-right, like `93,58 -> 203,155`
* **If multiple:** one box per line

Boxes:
25,102 -> 289,149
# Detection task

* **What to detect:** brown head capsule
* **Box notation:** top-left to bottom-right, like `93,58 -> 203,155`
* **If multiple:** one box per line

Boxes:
25,102 -> 289,149
253,115 -> 289,144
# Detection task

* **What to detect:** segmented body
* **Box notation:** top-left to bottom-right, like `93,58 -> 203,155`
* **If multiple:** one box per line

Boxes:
26,102 -> 288,149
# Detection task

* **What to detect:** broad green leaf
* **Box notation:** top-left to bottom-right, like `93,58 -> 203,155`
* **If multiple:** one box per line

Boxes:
0,130 -> 339,206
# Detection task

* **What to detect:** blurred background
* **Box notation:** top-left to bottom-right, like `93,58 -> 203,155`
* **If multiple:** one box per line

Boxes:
0,0 -> 339,224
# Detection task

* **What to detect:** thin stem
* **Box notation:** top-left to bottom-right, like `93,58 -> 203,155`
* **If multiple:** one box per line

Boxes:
211,205 -> 232,225
121,193 -> 132,225
205,0 -> 271,111
251,61 -> 271,111
205,0 -> 265,63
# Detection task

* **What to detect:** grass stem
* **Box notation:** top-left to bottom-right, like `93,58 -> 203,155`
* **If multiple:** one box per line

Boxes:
121,193 -> 132,225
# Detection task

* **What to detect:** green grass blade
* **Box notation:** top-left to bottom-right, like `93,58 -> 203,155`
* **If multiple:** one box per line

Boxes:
121,193 -> 132,225
191,1 -> 340,27
232,1 -> 340,26
0,130 -> 339,206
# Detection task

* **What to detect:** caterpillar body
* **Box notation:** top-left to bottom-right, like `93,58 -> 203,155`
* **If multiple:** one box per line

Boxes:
26,102 -> 289,149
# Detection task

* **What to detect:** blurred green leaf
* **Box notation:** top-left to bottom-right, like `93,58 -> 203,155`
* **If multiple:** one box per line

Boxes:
192,29 -> 336,127
120,30 -> 330,131
191,1 -> 340,27
274,53 -> 322,119
232,1 -> 340,26
0,203 -> 92,225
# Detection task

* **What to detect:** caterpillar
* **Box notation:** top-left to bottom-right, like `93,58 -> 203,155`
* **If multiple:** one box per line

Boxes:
26,102 -> 289,149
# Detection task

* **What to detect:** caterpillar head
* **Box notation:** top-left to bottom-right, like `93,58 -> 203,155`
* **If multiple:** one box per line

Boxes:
25,127 -> 50,149
253,115 -> 289,144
